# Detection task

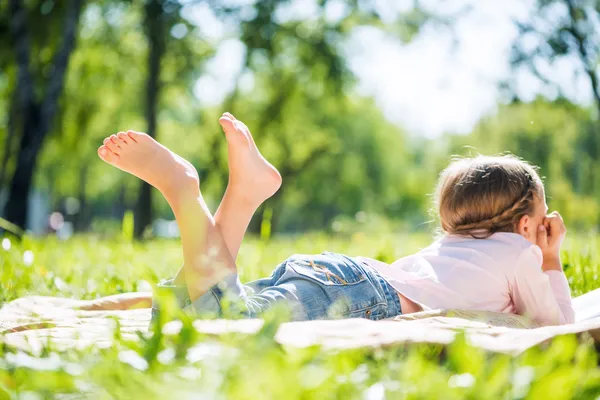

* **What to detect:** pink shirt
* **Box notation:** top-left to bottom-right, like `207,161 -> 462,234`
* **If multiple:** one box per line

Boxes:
360,232 -> 574,326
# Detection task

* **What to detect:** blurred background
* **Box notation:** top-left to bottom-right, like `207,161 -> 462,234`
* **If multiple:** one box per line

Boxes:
1,0 -> 600,240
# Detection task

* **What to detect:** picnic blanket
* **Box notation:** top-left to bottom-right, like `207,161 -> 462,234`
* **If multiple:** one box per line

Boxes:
1,290 -> 599,355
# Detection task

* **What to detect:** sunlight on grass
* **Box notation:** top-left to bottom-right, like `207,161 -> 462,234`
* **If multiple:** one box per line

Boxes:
0,233 -> 598,399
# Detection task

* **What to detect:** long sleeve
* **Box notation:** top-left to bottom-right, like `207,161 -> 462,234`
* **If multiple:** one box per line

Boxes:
511,246 -> 575,325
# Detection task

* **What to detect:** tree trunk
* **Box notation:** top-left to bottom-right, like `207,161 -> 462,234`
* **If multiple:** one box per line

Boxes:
113,183 -> 127,219
135,182 -> 152,238
135,0 -> 165,239
3,110 -> 40,229
0,90 -> 20,190
74,164 -> 88,232
564,0 -> 600,117
3,0 -> 83,231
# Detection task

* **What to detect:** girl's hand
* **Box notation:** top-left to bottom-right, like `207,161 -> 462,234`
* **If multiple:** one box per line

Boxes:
536,211 -> 566,271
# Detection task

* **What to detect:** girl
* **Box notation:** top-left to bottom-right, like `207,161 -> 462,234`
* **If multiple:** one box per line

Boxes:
97,113 -> 574,326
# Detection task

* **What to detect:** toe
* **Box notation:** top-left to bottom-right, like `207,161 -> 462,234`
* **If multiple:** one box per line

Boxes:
220,117 -> 250,148
104,136 -> 121,154
223,112 -> 236,121
234,120 -> 249,133
234,120 -> 254,144
117,132 -> 129,145
219,116 -> 240,137
219,115 -> 235,129
98,145 -> 119,163
97,145 -> 107,160
127,130 -> 147,143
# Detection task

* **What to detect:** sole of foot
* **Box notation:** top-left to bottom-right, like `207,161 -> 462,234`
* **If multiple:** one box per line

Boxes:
97,130 -> 200,203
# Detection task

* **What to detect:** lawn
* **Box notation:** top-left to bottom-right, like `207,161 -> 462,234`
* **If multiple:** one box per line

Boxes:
0,232 -> 599,399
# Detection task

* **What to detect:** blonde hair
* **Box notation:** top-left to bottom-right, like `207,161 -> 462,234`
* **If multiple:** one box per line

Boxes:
436,155 -> 544,239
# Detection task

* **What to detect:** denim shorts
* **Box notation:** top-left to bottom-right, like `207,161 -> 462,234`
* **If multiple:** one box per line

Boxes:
152,252 -> 402,322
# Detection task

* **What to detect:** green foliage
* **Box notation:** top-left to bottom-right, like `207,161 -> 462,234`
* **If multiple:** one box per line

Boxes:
509,0 -> 600,111
0,0 -> 444,235
3,0 -> 599,235
0,233 -> 599,398
121,210 -> 134,242
260,205 -> 273,241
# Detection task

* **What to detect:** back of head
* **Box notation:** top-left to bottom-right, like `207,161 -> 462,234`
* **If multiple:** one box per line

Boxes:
436,155 -> 544,238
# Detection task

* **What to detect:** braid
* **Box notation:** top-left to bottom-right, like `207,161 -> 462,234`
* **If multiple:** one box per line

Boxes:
447,171 -> 537,239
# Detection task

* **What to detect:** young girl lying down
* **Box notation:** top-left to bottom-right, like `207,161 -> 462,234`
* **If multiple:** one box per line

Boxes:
97,113 -> 574,326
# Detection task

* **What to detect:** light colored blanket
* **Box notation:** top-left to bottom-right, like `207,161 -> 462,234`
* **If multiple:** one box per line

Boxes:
1,293 -> 599,355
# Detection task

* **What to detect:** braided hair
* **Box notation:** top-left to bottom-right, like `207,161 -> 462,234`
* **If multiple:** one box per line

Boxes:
436,155 -> 543,239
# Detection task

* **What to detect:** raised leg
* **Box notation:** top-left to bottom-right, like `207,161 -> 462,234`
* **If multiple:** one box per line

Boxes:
170,113 -> 281,285
214,112 -> 282,260
98,131 -> 236,301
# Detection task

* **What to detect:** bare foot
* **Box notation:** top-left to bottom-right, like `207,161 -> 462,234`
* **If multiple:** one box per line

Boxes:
97,131 -> 199,205
219,113 -> 282,206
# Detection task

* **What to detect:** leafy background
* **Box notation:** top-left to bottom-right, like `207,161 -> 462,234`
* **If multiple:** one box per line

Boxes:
3,0 -> 600,237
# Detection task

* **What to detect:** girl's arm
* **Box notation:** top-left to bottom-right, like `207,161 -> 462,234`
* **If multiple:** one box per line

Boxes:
512,212 -> 575,327
511,245 -> 574,325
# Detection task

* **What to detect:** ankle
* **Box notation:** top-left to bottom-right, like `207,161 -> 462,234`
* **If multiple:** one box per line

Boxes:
163,184 -> 201,213
161,170 -> 199,194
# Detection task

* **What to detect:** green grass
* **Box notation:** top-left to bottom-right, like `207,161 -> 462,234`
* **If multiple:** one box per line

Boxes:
0,232 -> 599,399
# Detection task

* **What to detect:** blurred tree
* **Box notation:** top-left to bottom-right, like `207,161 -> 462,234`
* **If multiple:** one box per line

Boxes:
135,0 -> 216,238
1,0 -> 447,237
271,94 -> 426,232
3,0 -> 84,232
134,0 -> 176,239
209,0 -> 433,233
509,0 -> 600,115
36,1 -> 149,232
0,2 -> 16,191
25,1 -> 210,235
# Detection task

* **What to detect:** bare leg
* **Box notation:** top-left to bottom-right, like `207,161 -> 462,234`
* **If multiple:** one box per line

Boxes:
170,113 -> 281,284
98,131 -> 236,300
214,112 -> 282,259
96,113 -> 281,304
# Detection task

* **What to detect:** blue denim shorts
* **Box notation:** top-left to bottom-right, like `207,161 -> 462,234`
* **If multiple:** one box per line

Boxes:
152,252 -> 402,322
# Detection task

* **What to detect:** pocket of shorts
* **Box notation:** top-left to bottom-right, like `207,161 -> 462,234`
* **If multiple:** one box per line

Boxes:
346,302 -> 388,320
286,253 -> 368,286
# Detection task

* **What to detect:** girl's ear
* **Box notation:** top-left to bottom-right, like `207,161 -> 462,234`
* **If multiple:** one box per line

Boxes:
517,214 -> 530,238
